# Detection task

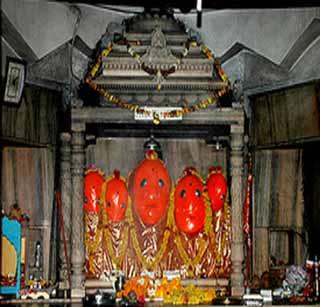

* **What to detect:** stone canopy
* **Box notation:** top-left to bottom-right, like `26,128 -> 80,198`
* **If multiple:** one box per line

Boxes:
64,8 -> 246,299
86,9 -> 230,108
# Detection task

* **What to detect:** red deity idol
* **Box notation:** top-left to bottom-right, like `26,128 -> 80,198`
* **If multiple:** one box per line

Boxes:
206,167 -> 227,211
84,168 -> 105,213
105,170 -> 128,222
174,167 -> 205,235
132,150 -> 170,226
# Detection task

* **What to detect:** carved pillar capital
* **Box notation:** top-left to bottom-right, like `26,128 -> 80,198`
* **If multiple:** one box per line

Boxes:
230,125 -> 245,297
71,128 -> 86,298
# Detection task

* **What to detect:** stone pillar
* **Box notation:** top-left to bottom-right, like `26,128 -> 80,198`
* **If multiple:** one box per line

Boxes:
230,124 -> 245,297
71,123 -> 86,298
59,132 -> 72,289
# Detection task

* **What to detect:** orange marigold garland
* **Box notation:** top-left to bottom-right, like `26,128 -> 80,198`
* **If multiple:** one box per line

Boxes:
126,181 -> 175,271
117,276 -> 216,304
100,176 -> 129,270
205,167 -> 232,275
85,212 -> 102,275
172,169 -> 214,275
84,168 -> 105,277
84,42 -> 230,124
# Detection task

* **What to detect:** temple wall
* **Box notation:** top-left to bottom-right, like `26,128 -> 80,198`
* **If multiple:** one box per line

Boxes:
253,149 -> 305,278
1,0 -> 320,296
86,138 -> 227,181
1,85 -> 60,281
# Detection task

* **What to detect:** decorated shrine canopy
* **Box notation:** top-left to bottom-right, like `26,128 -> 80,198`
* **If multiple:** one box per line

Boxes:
83,9 -> 230,124
68,9 -> 246,298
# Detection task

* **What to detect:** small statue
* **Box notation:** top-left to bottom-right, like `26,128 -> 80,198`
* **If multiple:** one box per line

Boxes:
34,241 -> 42,269
9,203 -> 22,220
8,203 -> 29,222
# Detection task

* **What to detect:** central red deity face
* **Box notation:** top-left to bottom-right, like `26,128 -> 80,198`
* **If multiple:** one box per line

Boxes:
84,169 -> 105,213
174,167 -> 205,235
132,150 -> 170,226
105,170 -> 128,222
206,167 -> 227,211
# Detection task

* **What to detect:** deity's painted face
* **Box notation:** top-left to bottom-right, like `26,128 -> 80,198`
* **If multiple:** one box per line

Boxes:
206,167 -> 227,211
105,170 -> 128,222
174,168 -> 205,235
132,150 -> 170,226
84,169 -> 104,213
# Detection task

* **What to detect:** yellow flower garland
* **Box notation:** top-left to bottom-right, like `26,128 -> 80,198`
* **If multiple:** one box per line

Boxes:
100,175 -> 130,270
85,212 -> 103,274
173,201 -> 213,272
205,168 -> 231,268
84,168 -> 106,275
172,170 -> 214,273
127,184 -> 175,271
84,42 -> 229,124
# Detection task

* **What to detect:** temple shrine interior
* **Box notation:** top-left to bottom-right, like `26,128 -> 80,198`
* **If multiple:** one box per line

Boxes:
1,0 -> 320,306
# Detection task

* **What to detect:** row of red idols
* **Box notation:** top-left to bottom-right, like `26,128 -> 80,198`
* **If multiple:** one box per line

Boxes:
84,150 -> 227,236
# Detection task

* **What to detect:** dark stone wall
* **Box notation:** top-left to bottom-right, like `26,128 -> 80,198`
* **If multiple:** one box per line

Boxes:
303,142 -> 320,258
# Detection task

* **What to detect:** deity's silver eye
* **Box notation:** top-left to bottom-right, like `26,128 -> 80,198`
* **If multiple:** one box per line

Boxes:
158,179 -> 164,187
180,189 -> 186,198
195,189 -> 201,197
140,178 -> 147,188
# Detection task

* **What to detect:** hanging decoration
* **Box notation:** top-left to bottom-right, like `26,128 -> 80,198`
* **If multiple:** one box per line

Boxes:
127,188 -> 174,272
84,41 -> 229,124
84,168 -> 105,277
210,201 -> 232,276
173,167 -> 213,274
173,200 -> 213,273
85,212 -> 103,276
243,154 -> 253,288
100,173 -> 130,270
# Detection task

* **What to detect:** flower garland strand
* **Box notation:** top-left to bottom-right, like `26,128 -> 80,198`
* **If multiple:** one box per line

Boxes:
84,42 -> 229,124
85,211 -> 103,275
211,200 -> 231,271
127,183 -> 175,271
173,201 -> 213,273
100,177 -> 129,270
204,168 -> 231,272
84,168 -> 105,276
172,170 -> 214,273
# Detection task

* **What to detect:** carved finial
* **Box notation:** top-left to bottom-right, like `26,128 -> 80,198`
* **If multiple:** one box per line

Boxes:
151,26 -> 166,49
140,27 -> 178,66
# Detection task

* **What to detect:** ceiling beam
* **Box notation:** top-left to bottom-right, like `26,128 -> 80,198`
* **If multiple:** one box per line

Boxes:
1,10 -> 38,63
57,0 -> 320,10
281,18 -> 320,70
72,106 -> 244,126
219,42 -> 253,64
86,122 -> 230,139
70,35 -> 93,59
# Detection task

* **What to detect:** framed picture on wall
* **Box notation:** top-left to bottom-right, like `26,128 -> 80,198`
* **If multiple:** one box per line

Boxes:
3,57 -> 26,106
